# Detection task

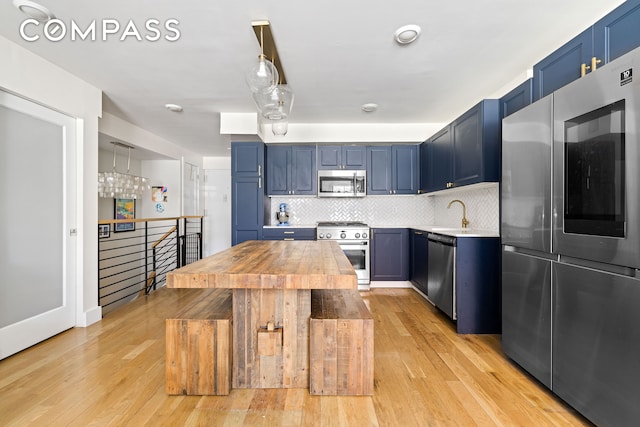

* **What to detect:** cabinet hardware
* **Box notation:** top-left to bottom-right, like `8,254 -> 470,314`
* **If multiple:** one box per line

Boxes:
284,231 -> 294,234
284,238 -> 294,241
258,165 -> 261,177
259,177 -> 262,188
581,63 -> 590,77
591,56 -> 602,72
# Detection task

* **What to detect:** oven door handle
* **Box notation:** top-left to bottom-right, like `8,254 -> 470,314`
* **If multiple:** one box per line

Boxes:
338,242 -> 368,250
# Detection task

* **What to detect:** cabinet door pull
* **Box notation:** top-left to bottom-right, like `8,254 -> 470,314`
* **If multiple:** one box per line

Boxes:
284,238 -> 294,241
581,63 -> 590,77
284,231 -> 295,234
591,56 -> 602,72
259,177 -> 262,188
258,165 -> 261,177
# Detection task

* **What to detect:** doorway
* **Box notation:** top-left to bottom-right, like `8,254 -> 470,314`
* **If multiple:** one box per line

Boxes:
0,90 -> 77,360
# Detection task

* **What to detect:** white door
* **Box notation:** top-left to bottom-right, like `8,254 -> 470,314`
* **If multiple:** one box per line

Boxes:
204,169 -> 231,256
0,90 -> 77,360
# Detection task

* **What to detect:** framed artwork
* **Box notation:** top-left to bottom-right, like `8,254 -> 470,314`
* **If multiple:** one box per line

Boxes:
98,224 -> 110,239
114,198 -> 136,232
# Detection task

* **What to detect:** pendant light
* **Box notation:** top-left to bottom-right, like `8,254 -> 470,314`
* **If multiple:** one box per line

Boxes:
98,142 -> 150,199
245,25 -> 279,94
247,20 -> 294,136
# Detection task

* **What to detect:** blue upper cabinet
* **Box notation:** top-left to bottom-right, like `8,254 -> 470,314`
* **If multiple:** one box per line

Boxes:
367,145 -> 419,195
533,1 -> 640,101
500,78 -> 533,118
317,145 -> 366,170
593,0 -> 640,63
232,141 -> 264,177
267,145 -> 316,196
424,100 -> 500,193
366,146 -> 392,195
452,100 -> 500,187
532,28 -> 593,101
425,126 -> 452,193
392,145 -> 419,194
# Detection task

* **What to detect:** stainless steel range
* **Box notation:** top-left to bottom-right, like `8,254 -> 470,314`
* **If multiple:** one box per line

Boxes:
317,221 -> 370,290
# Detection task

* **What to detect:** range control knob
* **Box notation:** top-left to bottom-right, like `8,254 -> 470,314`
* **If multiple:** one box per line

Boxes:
318,233 -> 324,239
340,232 -> 347,239
362,232 -> 368,239
355,233 -> 361,239
326,233 -> 332,239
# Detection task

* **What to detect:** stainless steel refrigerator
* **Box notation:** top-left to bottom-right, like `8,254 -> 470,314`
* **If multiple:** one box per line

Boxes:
502,46 -> 640,427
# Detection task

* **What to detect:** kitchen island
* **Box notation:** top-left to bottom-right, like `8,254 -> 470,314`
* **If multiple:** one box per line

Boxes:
166,240 -> 372,394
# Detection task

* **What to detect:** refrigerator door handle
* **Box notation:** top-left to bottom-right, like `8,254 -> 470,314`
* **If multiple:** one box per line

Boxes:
503,245 -> 558,261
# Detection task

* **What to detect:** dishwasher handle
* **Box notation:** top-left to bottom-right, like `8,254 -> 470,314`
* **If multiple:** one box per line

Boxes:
427,233 -> 456,246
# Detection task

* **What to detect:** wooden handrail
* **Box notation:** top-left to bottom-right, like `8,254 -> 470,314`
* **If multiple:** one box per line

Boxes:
98,215 -> 203,225
152,226 -> 177,249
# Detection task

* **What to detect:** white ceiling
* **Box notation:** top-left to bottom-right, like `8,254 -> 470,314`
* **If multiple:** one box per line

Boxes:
0,0 -> 626,158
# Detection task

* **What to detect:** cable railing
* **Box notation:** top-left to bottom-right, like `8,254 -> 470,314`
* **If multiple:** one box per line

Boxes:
98,216 -> 203,315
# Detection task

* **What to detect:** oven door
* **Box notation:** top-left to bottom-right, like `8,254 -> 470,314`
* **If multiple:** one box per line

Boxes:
338,241 -> 370,285
553,47 -> 640,268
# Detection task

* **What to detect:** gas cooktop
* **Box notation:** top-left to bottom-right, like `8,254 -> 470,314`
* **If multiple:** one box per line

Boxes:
317,221 -> 368,228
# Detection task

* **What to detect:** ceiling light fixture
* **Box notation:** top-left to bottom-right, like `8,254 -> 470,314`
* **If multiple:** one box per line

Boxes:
361,103 -> 378,113
247,20 -> 294,137
394,24 -> 421,45
164,103 -> 183,112
13,0 -> 55,21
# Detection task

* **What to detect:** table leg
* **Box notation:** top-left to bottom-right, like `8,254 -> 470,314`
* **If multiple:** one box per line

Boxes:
232,289 -> 310,388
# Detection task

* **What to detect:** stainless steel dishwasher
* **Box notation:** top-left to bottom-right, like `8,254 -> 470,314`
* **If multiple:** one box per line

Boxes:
427,233 -> 456,320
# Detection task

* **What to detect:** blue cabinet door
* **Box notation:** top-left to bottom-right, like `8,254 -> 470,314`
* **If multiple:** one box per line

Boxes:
317,145 -> 341,169
419,141 -> 429,193
410,229 -> 429,295
231,142 -> 266,246
232,141 -> 264,177
231,176 -> 264,245
266,145 -> 291,195
500,78 -> 533,118
392,145 -> 419,194
366,146 -> 392,195
319,145 -> 366,169
593,1 -> 640,63
451,99 -> 500,187
371,228 -> 409,281
342,145 -> 366,169
425,126 -> 452,192
291,145 -> 316,195
533,28 -> 593,101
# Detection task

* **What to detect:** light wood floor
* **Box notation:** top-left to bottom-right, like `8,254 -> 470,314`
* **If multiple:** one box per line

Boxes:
0,287 -> 591,426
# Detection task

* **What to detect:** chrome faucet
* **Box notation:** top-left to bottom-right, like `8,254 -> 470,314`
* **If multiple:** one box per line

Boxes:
447,199 -> 470,229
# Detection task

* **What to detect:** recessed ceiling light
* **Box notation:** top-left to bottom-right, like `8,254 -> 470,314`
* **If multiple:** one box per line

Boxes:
361,103 -> 378,113
164,103 -> 183,113
13,0 -> 55,22
394,24 -> 421,45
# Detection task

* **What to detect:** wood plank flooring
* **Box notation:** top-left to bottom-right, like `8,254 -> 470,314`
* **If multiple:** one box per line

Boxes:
0,287 -> 592,426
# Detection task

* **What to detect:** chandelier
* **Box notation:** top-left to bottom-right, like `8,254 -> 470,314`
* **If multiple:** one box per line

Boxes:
246,21 -> 293,136
98,142 -> 150,199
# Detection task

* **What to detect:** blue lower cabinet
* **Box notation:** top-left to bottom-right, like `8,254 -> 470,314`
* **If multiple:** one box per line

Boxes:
262,227 -> 316,240
370,228 -> 409,281
455,237 -> 501,334
410,230 -> 429,294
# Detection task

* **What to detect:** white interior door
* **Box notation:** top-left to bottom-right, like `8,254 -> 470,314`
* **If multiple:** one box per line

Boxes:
0,90 -> 77,360
204,169 -> 231,256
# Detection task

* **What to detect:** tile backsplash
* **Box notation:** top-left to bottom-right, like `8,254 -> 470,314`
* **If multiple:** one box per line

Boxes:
270,182 -> 499,232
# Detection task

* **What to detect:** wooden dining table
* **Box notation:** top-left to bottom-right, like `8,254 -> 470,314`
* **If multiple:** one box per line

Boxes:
166,240 -> 358,389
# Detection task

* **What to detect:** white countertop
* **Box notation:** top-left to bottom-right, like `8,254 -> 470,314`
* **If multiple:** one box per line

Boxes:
264,223 -> 498,237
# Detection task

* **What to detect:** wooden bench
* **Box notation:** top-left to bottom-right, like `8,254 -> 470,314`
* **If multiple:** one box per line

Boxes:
309,289 -> 374,395
165,289 -> 233,395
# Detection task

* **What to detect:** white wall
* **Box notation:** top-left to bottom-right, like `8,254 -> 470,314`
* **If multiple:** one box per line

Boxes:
0,35 -> 102,326
141,160 -> 182,218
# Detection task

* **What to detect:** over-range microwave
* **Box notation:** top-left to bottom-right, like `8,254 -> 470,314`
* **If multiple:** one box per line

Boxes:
317,170 -> 366,197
